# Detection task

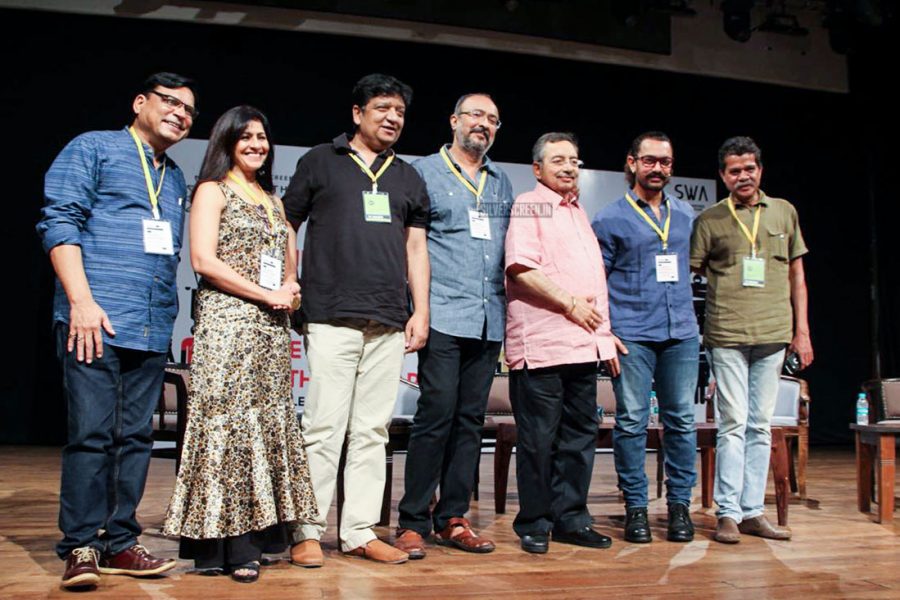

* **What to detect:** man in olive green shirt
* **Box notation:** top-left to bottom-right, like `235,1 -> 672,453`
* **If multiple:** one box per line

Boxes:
690,136 -> 813,544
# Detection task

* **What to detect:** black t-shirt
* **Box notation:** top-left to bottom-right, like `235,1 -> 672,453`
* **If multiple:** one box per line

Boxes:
283,133 -> 430,329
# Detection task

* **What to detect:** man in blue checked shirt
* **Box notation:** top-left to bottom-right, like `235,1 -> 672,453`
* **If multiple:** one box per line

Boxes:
591,131 -> 699,545
36,72 -> 197,589
394,94 -> 513,559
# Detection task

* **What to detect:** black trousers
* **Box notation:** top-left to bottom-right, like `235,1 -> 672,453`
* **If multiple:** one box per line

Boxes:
179,525 -> 288,569
509,362 -> 598,537
398,328 -> 501,535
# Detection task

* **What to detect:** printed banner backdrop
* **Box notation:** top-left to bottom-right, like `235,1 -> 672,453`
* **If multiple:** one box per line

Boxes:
168,140 -> 716,414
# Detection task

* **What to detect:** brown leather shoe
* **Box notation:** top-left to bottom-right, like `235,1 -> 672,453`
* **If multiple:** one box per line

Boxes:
61,547 -> 100,588
344,539 -> 408,564
738,515 -> 792,540
290,539 -> 324,568
435,517 -> 495,553
393,529 -> 426,560
99,544 -> 176,576
714,517 -> 741,544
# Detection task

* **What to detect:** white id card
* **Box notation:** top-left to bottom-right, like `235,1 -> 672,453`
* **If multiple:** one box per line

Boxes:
742,256 -> 766,288
142,219 -> 174,255
259,254 -> 283,291
655,254 -> 679,282
468,208 -> 491,240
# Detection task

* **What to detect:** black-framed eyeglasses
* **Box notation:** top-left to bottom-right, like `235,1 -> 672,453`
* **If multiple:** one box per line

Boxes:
637,155 -> 673,168
148,90 -> 199,119
458,109 -> 502,129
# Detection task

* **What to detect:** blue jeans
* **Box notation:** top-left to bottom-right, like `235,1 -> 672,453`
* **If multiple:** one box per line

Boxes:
708,343 -> 786,522
55,323 -> 167,558
612,337 -> 698,508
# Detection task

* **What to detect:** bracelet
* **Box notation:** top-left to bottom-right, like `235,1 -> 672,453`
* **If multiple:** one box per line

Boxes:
566,296 -> 577,314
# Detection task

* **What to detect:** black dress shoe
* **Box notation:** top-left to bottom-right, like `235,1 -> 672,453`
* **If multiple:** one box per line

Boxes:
520,534 -> 549,554
667,503 -> 694,542
624,507 -> 652,543
552,526 -> 612,549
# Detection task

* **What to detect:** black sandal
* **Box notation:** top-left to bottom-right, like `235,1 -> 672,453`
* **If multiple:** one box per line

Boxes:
229,561 -> 260,583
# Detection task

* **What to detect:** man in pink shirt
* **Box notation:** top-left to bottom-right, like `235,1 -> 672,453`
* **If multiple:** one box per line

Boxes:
505,132 -> 623,554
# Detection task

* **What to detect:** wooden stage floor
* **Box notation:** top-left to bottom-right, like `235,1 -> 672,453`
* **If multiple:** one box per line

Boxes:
1,446 -> 898,599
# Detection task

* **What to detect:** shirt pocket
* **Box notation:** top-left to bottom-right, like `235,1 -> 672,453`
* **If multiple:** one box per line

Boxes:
429,188 -> 468,234
765,226 -> 790,262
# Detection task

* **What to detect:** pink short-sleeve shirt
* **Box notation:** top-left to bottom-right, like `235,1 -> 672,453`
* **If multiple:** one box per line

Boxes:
504,182 -> 616,370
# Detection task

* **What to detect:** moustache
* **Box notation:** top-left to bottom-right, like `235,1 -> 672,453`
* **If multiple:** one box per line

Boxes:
471,127 -> 491,140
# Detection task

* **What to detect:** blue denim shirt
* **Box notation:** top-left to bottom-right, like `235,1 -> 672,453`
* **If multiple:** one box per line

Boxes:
592,191 -> 698,342
36,128 -> 188,353
413,147 -> 513,341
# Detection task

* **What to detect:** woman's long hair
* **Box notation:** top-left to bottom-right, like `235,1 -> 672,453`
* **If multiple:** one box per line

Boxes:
195,105 -> 275,196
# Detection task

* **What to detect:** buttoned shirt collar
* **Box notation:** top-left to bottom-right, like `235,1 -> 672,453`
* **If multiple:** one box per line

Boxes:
534,180 -> 580,207
440,143 -> 502,178
334,132 -> 395,159
730,190 -> 769,209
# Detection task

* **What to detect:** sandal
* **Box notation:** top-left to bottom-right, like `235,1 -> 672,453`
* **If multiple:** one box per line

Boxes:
195,567 -> 225,576
229,561 -> 260,584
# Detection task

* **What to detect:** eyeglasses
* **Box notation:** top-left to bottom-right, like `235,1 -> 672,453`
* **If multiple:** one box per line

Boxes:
148,90 -> 199,119
458,110 -> 502,129
546,157 -> 584,168
637,155 -> 673,168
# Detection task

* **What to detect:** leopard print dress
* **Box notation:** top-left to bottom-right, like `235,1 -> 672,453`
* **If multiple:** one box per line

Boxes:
163,182 -> 317,540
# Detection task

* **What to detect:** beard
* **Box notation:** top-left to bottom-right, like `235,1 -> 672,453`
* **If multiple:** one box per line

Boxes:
458,127 -> 492,155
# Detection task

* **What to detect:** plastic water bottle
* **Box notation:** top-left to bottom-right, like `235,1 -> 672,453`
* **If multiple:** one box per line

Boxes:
856,392 -> 869,425
649,391 -> 659,427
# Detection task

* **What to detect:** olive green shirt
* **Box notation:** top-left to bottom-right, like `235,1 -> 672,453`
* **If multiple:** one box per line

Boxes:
690,192 -> 807,348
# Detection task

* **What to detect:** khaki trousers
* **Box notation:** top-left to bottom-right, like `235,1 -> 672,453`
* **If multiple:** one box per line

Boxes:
293,320 -> 404,551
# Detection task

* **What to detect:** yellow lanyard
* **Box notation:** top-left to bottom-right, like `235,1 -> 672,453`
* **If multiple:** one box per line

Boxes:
128,126 -> 166,219
439,146 -> 488,210
727,196 -> 762,258
625,192 -> 671,251
227,171 -> 277,239
348,151 -> 394,192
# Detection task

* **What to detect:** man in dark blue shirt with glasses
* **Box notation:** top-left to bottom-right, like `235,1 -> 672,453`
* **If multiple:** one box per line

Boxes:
37,72 -> 197,589
592,131 -> 698,546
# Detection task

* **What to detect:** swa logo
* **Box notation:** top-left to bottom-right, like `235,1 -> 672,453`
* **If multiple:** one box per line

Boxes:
672,184 -> 709,203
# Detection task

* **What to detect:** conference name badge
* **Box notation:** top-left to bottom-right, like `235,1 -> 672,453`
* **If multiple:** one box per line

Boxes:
259,254 -> 283,291
142,219 -> 174,255
468,208 -> 491,240
363,191 -> 391,223
655,253 -> 678,283
742,256 -> 766,287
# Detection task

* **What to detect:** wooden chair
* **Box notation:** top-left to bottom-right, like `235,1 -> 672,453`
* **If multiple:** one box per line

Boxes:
853,379 -> 900,523
151,362 -> 190,471
773,376 -> 811,500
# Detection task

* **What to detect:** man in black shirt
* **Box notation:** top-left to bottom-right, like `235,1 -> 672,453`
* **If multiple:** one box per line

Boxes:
283,73 -> 430,566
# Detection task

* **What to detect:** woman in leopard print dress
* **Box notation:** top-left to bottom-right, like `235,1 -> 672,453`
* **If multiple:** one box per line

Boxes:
163,106 -> 316,582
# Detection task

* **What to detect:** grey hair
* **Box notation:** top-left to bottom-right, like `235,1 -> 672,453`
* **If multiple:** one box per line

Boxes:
532,132 -> 579,163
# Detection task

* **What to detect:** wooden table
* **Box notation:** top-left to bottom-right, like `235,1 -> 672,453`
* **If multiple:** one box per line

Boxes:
851,422 -> 900,523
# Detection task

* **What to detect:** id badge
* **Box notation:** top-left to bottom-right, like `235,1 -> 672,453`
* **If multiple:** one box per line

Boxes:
259,253 -> 282,291
362,191 -> 391,223
468,208 -> 491,240
142,219 -> 174,255
742,256 -> 766,287
655,253 -> 678,283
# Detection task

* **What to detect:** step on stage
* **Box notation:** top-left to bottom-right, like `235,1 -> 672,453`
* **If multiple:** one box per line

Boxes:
1,447 -> 898,599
